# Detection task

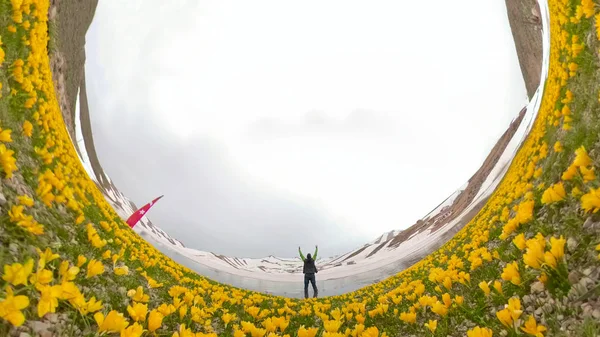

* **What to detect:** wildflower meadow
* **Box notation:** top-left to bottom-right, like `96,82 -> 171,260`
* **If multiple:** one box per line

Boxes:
1,0 -> 600,336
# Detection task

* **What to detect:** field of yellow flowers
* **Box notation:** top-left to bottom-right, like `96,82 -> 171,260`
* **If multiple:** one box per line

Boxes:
1,0 -> 600,336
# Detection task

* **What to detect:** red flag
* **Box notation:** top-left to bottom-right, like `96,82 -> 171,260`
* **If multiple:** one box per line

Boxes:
126,195 -> 164,228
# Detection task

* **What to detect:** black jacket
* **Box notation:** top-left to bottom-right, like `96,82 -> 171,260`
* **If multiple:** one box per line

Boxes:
303,258 -> 318,274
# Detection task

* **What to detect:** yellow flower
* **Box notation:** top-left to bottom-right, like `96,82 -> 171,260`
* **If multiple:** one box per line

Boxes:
546,238 -> 562,262
0,143 -> 18,178
596,13 -> 600,41
424,319 -> 437,333
544,252 -> 557,268
562,164 -> 578,180
222,312 -> 236,326
157,303 -> 175,316
399,311 -> 416,323
173,324 -> 200,337
467,326 -> 493,337
0,128 -> 12,142
277,317 -> 289,332
507,297 -> 522,321
127,286 -> 149,303
94,310 -> 130,333
148,278 -> 163,288
17,195 -> 34,207
72,295 -> 103,315
541,182 -> 566,204
553,141 -> 563,152
568,62 -> 578,75
521,315 -> 546,336
0,287 -> 30,326
516,200 -> 535,224
111,254 -> 120,266
442,293 -> 452,308
581,188 -> 600,213
523,240 -> 545,269
361,327 -> 379,337
250,326 -> 267,337
478,281 -> 491,296
298,326 -> 319,337
501,262 -> 521,285
22,120 -> 33,137
120,322 -> 145,337
574,146 -> 592,167
76,255 -> 87,268
178,305 -> 187,319
86,297 -> 103,314
513,234 -> 526,250
3,259 -> 34,286
36,247 -> 60,269
442,276 -> 452,289
580,166 -> 596,182
58,261 -> 80,283
493,280 -> 503,295
454,295 -> 464,305
582,0 -> 596,18
148,309 -> 164,332
29,268 -> 53,287
75,214 -> 86,225
37,285 -> 62,317
496,308 -> 512,327
431,301 -> 448,316
324,319 -> 342,332
58,282 -> 82,301
86,259 -> 104,278
114,266 -> 129,276
354,324 -> 365,337
127,302 -> 148,322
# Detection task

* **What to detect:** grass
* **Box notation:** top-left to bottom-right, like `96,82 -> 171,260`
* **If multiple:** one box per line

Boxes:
1,0 -> 600,337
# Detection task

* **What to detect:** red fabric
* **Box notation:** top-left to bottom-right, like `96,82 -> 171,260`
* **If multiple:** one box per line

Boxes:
126,195 -> 163,228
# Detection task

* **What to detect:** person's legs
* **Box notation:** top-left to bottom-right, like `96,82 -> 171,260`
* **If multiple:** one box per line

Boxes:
309,274 -> 318,298
304,274 -> 309,299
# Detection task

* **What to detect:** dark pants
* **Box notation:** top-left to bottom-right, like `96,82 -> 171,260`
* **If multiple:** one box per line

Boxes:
304,273 -> 318,298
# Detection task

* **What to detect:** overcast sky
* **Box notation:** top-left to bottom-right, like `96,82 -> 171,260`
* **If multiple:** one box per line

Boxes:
84,0 -> 527,258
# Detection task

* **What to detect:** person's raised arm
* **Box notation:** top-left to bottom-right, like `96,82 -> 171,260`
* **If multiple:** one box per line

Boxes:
298,246 -> 305,261
313,245 -> 318,260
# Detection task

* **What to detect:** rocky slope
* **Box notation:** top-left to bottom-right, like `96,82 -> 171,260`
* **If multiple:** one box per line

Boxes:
505,0 -> 543,98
